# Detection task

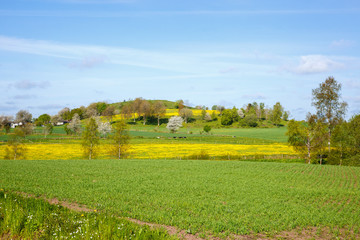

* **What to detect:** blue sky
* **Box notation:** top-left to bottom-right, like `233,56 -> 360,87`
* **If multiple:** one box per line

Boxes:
1,0 -> 360,119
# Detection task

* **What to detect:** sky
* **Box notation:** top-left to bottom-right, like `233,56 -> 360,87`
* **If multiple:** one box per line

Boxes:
1,0 -> 360,119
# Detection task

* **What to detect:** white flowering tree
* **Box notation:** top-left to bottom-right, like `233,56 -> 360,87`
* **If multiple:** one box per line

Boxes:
67,113 -> 82,135
95,117 -> 112,138
166,116 -> 183,133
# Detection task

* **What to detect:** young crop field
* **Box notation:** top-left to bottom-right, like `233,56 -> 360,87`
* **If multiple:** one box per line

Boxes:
0,159 -> 359,239
0,190 -> 174,239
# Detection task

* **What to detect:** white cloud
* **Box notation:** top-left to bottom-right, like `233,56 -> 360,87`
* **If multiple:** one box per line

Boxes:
293,55 -> 344,74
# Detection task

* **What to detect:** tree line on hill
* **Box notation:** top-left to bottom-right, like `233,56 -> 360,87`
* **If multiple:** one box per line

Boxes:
286,76 -> 360,166
1,98 -> 290,133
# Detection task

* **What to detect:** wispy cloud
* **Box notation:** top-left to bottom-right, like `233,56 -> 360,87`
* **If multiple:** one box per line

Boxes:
13,94 -> 37,100
219,67 -> 239,74
0,35 -> 274,74
13,80 -> 50,90
28,104 -> 64,110
241,94 -> 267,100
330,39 -> 355,48
68,56 -> 106,69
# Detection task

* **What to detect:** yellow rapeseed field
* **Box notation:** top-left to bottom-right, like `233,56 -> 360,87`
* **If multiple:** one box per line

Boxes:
0,143 -> 296,160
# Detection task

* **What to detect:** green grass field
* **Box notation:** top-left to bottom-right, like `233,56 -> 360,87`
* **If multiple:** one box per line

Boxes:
1,125 -> 287,145
0,159 -> 359,238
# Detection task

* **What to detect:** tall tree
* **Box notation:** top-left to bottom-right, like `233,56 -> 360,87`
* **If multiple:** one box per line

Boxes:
70,106 -> 86,120
121,104 -> 132,120
133,97 -> 144,122
312,76 -> 347,151
286,114 -> 327,164
85,103 -> 99,118
179,108 -> 193,123
331,120 -> 350,165
221,109 -> 233,126
259,103 -> 265,120
139,100 -> 152,125
271,102 -> 283,126
111,120 -> 130,159
82,117 -> 99,160
102,105 -> 116,120
15,110 -> 32,124
35,114 -> 51,126
58,107 -> 71,121
153,101 -> 166,126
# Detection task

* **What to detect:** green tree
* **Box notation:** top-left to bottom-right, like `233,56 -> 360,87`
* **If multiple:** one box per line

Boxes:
82,118 -> 99,160
58,107 -> 72,121
259,103 -> 265,120
348,115 -> 360,156
96,102 -> 108,115
70,107 -> 86,120
312,76 -> 347,151
271,102 -> 283,126
111,120 -> 130,159
240,114 -> 258,127
330,120 -> 350,165
4,128 -> 27,160
286,114 -> 327,164
203,125 -> 211,134
35,114 -> 51,126
231,107 -> 239,122
221,109 -> 233,125
283,111 -> 290,121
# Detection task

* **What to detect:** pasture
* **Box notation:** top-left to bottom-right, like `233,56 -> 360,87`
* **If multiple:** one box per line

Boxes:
1,159 -> 359,239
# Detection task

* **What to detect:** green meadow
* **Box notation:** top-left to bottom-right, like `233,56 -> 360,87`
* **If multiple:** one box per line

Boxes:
1,159 -> 359,239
